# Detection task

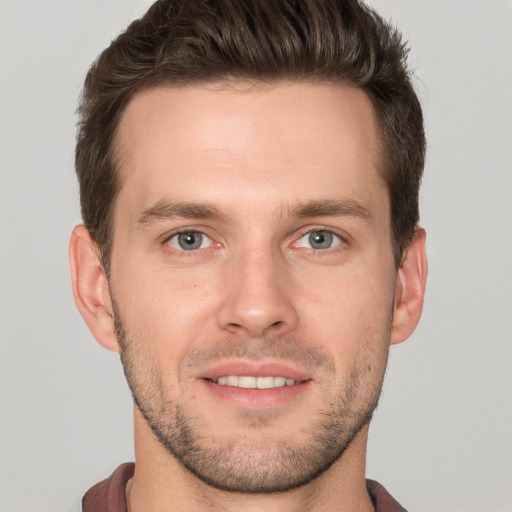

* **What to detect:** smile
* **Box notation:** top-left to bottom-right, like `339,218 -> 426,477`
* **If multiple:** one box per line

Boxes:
211,376 -> 300,389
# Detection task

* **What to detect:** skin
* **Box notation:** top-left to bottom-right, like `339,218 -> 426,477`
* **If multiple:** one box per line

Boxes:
70,81 -> 427,512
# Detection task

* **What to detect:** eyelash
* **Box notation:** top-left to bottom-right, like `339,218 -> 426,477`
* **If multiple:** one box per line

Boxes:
303,233 -> 339,248
163,229 -> 215,255
161,226 -> 348,255
293,227 -> 347,252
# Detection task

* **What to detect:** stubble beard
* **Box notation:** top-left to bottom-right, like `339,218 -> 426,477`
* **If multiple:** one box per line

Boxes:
112,300 -> 391,494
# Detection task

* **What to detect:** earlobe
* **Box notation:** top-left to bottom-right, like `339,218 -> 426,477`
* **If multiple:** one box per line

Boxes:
69,225 -> 120,353
390,228 -> 428,345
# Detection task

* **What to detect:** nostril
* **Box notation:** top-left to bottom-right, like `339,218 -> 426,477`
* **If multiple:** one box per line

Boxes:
217,294 -> 299,337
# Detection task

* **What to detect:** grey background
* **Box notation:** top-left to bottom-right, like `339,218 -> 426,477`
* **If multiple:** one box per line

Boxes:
0,1 -> 510,511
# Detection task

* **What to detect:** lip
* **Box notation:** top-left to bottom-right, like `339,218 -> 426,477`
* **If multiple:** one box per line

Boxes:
195,359 -> 313,410
196,359 -> 312,382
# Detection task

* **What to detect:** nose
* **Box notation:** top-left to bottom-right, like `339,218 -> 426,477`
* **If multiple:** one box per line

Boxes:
217,246 -> 298,338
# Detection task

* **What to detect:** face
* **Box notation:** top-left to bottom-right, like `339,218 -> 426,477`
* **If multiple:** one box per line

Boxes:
109,82 -> 398,492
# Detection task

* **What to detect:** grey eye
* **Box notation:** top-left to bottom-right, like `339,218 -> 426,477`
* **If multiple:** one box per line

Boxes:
297,230 -> 342,250
167,231 -> 211,251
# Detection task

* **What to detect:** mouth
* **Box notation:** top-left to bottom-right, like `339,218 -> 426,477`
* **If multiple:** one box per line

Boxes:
197,361 -> 313,409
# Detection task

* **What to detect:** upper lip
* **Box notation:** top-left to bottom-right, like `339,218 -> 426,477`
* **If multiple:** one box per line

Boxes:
196,359 -> 312,382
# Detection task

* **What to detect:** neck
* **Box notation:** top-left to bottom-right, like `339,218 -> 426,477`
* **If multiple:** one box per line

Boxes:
127,409 -> 374,512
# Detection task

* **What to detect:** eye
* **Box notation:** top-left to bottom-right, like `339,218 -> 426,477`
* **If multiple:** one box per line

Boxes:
296,230 -> 342,250
167,231 -> 212,251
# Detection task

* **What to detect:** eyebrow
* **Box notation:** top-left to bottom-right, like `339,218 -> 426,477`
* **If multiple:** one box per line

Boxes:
135,200 -> 228,227
135,198 -> 374,228
288,199 -> 374,225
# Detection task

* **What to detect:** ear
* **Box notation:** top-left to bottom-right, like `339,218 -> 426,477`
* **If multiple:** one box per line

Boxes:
390,227 -> 428,345
69,225 -> 120,353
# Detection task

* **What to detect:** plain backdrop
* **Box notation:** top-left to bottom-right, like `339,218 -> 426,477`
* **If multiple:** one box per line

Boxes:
0,1 -> 510,511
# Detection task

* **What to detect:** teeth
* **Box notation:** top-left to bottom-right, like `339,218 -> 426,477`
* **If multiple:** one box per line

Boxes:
226,375 -> 239,386
213,376 -> 298,389
273,377 -> 286,387
257,376 -> 274,389
238,376 -> 256,388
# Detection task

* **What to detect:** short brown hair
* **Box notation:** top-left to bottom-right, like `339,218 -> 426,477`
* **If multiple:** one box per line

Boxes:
76,0 -> 425,270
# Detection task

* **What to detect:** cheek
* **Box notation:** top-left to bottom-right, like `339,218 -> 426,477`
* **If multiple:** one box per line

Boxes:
114,266 -> 220,361
297,268 -> 394,374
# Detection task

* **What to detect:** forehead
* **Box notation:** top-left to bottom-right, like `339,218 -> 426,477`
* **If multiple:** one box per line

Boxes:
114,81 -> 385,222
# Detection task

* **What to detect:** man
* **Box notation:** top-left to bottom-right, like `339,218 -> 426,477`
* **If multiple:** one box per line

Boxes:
69,0 -> 427,510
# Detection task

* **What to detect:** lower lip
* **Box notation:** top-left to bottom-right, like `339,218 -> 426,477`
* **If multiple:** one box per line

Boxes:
200,379 -> 312,409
